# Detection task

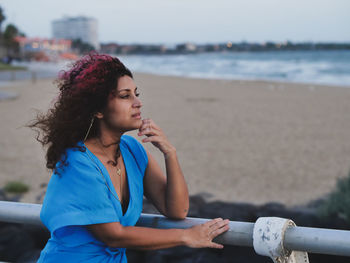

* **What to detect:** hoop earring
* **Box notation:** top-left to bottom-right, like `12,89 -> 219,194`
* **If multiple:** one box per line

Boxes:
84,117 -> 95,142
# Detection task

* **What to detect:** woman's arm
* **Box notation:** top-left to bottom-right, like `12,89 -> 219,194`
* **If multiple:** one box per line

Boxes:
86,218 -> 229,250
138,119 -> 189,219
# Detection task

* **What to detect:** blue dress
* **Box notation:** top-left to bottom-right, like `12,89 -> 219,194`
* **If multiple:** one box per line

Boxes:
37,135 -> 148,262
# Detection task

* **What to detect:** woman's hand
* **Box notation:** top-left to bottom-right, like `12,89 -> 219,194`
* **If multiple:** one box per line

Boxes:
138,118 -> 176,157
183,218 -> 230,249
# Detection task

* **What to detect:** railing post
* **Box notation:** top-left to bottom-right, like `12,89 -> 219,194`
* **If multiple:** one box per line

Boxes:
253,217 -> 309,263
32,71 -> 37,84
11,71 -> 16,81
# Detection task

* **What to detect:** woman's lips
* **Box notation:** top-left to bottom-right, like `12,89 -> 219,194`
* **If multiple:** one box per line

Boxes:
132,113 -> 141,119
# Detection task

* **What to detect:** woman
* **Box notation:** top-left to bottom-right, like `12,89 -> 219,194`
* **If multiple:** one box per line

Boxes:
31,53 -> 230,262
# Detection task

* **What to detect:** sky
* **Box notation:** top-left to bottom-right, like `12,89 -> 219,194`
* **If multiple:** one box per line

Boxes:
1,0 -> 350,44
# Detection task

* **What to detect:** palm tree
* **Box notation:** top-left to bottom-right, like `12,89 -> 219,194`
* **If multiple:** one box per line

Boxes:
3,24 -> 20,58
0,6 -> 5,35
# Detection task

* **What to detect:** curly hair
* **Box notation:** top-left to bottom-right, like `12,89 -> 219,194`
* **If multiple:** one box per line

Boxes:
28,53 -> 133,174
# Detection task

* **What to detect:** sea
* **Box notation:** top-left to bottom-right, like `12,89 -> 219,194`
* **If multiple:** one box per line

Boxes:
1,50 -> 350,87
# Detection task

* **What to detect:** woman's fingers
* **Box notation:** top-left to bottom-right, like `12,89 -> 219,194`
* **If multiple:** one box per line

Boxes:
209,242 -> 224,249
138,124 -> 161,137
209,219 -> 229,229
210,223 -> 230,238
139,118 -> 161,132
206,218 -> 230,245
138,119 -> 160,135
138,118 -> 166,144
185,219 -> 229,250
142,135 -> 162,143
138,127 -> 157,137
138,118 -> 175,155
206,218 -> 223,227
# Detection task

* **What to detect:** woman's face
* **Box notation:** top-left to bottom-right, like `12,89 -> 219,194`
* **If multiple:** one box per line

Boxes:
100,75 -> 142,132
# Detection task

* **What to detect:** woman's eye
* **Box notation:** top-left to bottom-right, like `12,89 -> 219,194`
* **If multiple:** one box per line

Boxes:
120,93 -> 139,99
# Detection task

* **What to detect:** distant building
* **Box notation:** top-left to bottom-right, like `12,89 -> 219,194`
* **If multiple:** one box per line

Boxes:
15,37 -> 76,61
100,43 -> 168,55
100,43 -> 120,54
176,43 -> 197,53
52,16 -> 99,50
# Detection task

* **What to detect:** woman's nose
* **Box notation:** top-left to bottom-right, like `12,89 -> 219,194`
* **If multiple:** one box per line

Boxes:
133,97 -> 142,108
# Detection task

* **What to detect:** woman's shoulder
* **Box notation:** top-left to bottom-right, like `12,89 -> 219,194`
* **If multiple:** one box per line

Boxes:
54,142 -> 96,174
65,142 -> 89,163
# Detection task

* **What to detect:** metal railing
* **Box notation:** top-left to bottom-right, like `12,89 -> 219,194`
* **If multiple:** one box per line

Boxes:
1,201 -> 350,262
0,70 -> 39,83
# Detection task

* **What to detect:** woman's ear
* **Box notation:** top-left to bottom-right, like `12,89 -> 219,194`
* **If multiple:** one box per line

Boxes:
95,112 -> 103,119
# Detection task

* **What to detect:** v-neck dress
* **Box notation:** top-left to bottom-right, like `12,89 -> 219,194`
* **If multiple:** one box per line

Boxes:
37,135 -> 148,263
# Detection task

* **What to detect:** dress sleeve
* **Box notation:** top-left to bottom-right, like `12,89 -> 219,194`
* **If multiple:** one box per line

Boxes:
40,148 -> 119,236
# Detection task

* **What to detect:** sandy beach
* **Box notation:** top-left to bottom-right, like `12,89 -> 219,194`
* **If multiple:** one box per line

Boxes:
1,74 -> 350,207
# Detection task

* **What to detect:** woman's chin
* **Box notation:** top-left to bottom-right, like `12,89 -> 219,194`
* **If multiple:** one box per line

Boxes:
126,120 -> 143,131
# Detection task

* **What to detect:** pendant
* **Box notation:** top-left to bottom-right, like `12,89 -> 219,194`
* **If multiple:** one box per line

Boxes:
116,167 -> 122,176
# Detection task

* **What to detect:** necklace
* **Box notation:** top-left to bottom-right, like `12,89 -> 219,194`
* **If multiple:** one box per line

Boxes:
85,150 -> 121,203
95,138 -> 123,199
95,138 -> 121,173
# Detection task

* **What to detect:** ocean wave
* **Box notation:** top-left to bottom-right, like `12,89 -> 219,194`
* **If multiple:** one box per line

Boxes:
2,51 -> 349,87
119,51 -> 350,87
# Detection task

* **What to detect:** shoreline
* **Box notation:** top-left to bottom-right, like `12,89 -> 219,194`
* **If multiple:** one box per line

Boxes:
0,74 -> 350,207
1,60 -> 350,89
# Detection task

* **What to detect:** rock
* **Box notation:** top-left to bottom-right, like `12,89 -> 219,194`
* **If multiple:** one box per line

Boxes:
36,189 -> 46,203
16,249 -> 42,263
0,187 -> 23,202
142,197 -> 160,214
0,189 -> 7,201
0,223 -> 36,262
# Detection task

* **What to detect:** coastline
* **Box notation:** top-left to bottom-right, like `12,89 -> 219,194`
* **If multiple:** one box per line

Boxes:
1,74 -> 350,206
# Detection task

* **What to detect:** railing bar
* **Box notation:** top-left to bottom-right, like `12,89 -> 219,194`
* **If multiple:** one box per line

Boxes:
1,201 -> 350,257
285,226 -> 350,256
136,213 -> 255,247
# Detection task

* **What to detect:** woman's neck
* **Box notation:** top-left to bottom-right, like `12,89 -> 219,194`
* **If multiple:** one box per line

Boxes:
96,129 -> 123,157
84,118 -> 125,160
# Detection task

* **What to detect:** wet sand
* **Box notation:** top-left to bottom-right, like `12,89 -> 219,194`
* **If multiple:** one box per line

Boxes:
1,74 -> 350,206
